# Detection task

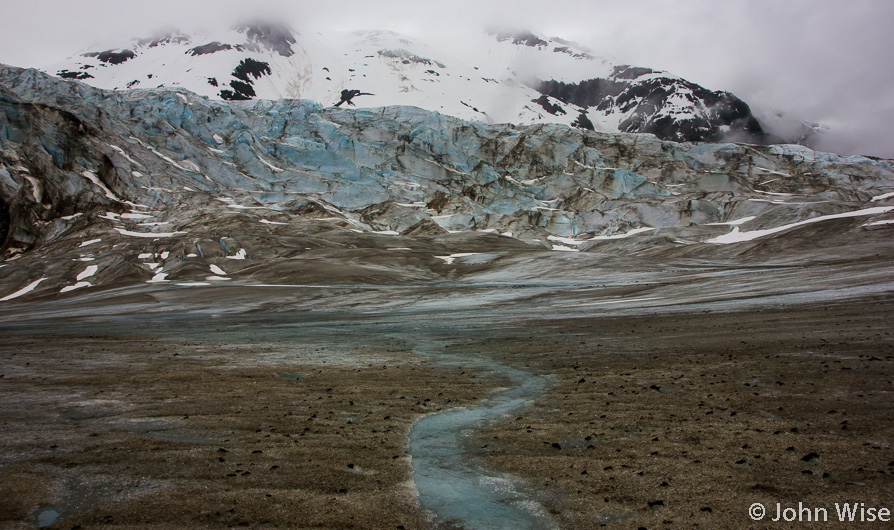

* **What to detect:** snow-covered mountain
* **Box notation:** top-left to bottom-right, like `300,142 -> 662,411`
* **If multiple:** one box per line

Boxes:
45,22 -> 773,145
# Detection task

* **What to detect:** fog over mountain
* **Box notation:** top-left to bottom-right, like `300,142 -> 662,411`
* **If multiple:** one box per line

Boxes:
1,0 -> 891,158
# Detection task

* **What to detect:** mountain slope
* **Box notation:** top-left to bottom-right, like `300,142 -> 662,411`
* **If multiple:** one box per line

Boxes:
44,23 -> 772,145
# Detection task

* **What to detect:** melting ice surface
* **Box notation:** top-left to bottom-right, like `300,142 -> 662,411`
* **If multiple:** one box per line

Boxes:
409,358 -> 555,530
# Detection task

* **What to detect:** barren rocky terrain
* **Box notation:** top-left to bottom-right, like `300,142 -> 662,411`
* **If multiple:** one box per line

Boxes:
1,247 -> 893,528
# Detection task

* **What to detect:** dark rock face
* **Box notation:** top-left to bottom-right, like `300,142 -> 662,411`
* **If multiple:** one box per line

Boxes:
234,21 -> 297,57
609,78 -> 765,143
57,70 -> 93,80
538,78 -> 626,108
219,59 -> 271,101
220,80 -> 255,101
96,50 -> 136,65
551,46 -> 592,59
538,68 -> 767,144
532,95 -> 566,116
491,29 -> 548,48
232,58 -> 272,82
571,112 -> 594,131
188,42 -> 235,56
335,89 -> 373,107
611,65 -> 655,79
0,81 -> 122,252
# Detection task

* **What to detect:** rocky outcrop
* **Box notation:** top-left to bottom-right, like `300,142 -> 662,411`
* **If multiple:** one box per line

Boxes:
537,67 -> 767,144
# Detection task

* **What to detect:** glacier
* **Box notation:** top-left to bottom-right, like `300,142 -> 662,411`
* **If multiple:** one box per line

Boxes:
0,63 -> 893,304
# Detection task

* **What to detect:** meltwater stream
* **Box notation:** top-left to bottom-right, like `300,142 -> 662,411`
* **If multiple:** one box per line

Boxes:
408,351 -> 555,530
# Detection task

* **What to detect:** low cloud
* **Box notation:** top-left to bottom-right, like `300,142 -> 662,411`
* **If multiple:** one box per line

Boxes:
1,0 -> 890,157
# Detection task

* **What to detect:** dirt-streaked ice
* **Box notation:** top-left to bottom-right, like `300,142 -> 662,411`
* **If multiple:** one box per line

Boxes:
708,206 -> 894,244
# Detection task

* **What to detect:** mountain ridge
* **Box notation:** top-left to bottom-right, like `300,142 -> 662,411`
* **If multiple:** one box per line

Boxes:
45,22 -> 781,146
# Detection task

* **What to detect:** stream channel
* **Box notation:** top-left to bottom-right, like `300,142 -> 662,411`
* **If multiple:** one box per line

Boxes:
408,346 -> 556,529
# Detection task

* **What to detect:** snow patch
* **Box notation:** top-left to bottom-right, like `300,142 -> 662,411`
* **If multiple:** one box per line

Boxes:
79,238 -> 102,247
76,265 -> 98,281
863,219 -> 894,227
0,278 -> 47,301
707,206 -> 894,244
23,175 -> 42,202
147,272 -> 169,283
81,170 -> 121,201
209,264 -> 227,276
589,227 -> 656,240
60,282 -> 92,293
226,249 -> 247,260
753,167 -> 791,178
120,212 -> 153,220
435,253 -> 480,264
550,244 -> 580,252
109,144 -> 142,166
547,235 -> 584,246
115,228 -> 186,238
258,155 -> 284,172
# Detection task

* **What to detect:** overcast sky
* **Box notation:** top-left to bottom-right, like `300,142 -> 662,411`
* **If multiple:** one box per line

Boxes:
0,0 -> 891,158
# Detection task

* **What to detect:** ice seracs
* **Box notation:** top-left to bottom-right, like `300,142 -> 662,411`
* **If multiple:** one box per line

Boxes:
0,63 -> 892,300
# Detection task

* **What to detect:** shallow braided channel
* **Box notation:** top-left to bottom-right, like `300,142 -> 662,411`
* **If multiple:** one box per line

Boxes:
408,350 -> 555,530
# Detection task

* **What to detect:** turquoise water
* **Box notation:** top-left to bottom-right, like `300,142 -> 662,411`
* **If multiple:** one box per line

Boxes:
35,507 -> 60,527
409,357 -> 555,530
